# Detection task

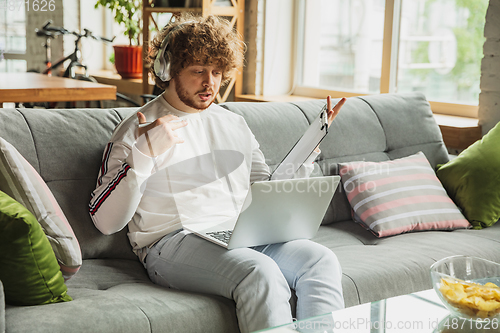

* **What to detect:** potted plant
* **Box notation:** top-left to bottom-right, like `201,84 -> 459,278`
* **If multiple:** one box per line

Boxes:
95,0 -> 142,79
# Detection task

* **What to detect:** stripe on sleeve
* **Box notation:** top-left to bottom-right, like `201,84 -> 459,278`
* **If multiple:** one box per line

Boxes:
89,162 -> 131,215
98,142 -> 113,186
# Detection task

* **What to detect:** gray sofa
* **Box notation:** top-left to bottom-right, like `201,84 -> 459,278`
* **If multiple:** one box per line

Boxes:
2,92 -> 500,332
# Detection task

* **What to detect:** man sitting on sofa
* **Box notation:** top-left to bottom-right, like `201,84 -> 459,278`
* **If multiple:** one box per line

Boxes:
89,14 -> 345,333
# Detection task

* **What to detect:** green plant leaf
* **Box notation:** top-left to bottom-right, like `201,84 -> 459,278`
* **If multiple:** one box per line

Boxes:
95,0 -> 141,46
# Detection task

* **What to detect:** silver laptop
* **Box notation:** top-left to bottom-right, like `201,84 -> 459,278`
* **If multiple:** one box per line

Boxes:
184,176 -> 340,249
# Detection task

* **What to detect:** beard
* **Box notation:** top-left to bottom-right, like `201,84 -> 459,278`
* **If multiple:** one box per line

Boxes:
173,76 -> 217,111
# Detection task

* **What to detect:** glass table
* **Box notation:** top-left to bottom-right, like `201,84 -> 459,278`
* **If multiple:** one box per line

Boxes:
255,289 -> 500,333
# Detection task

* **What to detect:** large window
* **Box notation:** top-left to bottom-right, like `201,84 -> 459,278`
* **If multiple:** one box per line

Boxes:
300,0 -> 385,94
296,0 -> 488,117
0,1 -> 26,72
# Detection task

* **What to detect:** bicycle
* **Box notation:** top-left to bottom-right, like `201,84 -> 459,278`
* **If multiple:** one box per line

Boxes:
26,20 -> 120,108
28,20 -> 156,109
35,20 -> 115,81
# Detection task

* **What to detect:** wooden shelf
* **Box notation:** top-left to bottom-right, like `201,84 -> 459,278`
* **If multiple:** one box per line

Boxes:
142,0 -> 245,101
145,7 -> 202,13
146,6 -> 238,15
90,70 -> 155,96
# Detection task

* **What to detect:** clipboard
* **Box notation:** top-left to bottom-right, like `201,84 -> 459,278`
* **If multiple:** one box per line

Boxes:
270,105 -> 329,180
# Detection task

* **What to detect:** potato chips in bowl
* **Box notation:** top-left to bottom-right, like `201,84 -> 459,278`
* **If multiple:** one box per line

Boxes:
430,256 -> 500,321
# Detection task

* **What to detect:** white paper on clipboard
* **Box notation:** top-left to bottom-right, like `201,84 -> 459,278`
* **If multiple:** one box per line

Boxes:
270,105 -> 329,180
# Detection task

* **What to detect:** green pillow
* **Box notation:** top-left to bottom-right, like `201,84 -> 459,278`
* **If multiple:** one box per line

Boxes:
0,191 -> 72,305
436,122 -> 500,229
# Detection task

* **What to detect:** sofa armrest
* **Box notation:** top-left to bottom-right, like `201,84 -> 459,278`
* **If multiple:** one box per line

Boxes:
0,280 -> 5,333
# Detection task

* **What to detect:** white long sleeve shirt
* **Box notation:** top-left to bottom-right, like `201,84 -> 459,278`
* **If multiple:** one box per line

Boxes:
89,95 -> 318,259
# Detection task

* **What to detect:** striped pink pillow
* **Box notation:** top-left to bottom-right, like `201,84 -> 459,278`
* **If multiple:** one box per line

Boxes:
339,152 -> 471,237
0,138 -> 82,279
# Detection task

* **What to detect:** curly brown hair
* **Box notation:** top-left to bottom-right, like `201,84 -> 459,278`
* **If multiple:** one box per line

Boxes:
146,13 -> 245,90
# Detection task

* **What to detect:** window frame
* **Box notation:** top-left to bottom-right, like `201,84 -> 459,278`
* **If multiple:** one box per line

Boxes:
293,0 -> 479,118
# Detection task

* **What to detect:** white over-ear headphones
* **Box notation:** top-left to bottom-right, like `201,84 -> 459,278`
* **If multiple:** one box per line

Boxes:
154,22 -> 194,82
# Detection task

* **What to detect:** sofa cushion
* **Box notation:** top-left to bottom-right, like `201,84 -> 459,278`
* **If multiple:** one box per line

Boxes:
5,288 -> 150,333
223,93 -> 450,225
69,259 -> 240,333
0,191 -> 72,306
314,221 -> 500,306
0,137 -> 82,279
5,259 -> 239,333
437,121 -> 500,229
338,152 -> 470,237
0,108 -> 138,261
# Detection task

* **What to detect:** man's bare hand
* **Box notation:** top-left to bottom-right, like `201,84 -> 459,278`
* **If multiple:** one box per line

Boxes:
326,96 -> 346,128
314,96 -> 346,153
136,112 -> 187,157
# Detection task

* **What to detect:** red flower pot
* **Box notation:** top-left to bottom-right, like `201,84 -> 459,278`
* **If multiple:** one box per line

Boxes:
113,45 -> 143,79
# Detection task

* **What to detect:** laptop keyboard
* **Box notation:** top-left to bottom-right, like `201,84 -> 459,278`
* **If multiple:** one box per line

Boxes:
206,230 -> 233,245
